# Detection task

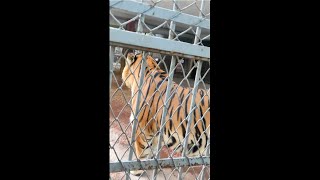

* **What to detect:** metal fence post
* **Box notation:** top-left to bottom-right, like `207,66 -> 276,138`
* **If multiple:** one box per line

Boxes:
178,60 -> 203,180
126,52 -> 147,180
193,1 -> 209,179
200,136 -> 210,180
152,0 -> 178,179
152,56 -> 176,179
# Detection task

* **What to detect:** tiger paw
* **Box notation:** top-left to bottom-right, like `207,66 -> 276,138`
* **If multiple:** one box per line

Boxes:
130,170 -> 145,176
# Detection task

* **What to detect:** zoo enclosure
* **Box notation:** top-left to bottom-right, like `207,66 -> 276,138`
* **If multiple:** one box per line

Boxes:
109,0 -> 211,179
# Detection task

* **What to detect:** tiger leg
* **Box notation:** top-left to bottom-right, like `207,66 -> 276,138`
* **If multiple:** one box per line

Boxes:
130,136 -> 153,176
132,135 -> 162,175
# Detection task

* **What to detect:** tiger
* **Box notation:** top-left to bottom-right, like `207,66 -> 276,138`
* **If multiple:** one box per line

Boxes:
122,52 -> 210,176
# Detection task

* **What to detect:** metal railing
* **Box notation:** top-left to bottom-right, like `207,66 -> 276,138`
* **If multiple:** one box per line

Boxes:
109,0 -> 210,179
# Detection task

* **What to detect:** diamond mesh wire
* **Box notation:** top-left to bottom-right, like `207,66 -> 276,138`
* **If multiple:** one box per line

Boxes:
110,0 -> 210,179
110,0 -> 210,46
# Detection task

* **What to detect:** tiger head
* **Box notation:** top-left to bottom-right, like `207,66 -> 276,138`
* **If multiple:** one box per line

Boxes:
122,52 -> 159,89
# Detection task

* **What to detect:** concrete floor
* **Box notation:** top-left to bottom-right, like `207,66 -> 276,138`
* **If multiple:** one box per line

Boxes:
109,72 -> 210,180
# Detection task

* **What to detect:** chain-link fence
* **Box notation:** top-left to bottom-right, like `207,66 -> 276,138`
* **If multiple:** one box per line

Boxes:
109,0 -> 210,179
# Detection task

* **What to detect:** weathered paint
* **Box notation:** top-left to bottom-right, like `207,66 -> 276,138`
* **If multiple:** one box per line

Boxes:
110,28 -> 210,60
110,156 -> 210,172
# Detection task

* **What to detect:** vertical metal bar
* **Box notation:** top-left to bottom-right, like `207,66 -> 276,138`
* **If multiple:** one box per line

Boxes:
178,0 -> 206,178
168,0 -> 177,39
126,52 -> 147,180
126,1 -> 145,178
178,60 -> 203,180
109,46 -> 115,89
135,0 -> 145,54
194,0 -> 205,45
137,15 -> 144,33
185,0 -> 206,82
193,0 -> 209,179
200,136 -> 210,180
152,57 -> 176,179
152,1 -> 177,179
126,2 -> 145,179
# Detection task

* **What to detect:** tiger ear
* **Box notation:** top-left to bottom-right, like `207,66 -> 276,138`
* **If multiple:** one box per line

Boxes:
146,55 -> 160,69
126,53 -> 135,66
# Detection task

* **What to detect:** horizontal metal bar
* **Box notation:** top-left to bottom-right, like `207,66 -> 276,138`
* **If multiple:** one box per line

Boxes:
110,28 -> 210,60
110,0 -> 210,30
110,42 -> 210,61
110,156 -> 210,173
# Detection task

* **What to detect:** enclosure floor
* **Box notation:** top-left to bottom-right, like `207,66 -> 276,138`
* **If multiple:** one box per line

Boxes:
110,72 -> 210,180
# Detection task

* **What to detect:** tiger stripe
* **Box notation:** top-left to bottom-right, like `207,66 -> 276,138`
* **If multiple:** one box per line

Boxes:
121,52 -> 210,176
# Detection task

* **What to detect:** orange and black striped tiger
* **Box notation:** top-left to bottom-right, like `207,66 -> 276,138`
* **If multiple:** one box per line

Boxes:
122,52 -> 210,176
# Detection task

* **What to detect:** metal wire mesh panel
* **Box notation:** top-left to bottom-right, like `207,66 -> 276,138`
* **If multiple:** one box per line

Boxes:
109,1 -> 210,179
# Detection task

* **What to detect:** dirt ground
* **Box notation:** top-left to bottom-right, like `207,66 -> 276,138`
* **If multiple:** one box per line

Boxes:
109,71 -> 210,180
